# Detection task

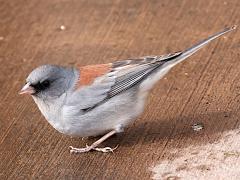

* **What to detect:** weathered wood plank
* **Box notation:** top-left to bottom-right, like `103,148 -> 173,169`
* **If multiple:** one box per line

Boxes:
0,0 -> 239,179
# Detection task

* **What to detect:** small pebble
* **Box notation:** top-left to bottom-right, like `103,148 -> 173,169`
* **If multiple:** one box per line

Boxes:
224,114 -> 229,118
184,72 -> 188,76
60,25 -> 66,31
0,36 -> 4,41
192,123 -> 204,132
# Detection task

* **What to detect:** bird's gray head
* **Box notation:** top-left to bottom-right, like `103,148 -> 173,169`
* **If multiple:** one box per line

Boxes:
20,65 -> 74,100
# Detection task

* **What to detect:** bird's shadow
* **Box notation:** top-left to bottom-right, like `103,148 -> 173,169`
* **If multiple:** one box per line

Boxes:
101,111 -> 239,148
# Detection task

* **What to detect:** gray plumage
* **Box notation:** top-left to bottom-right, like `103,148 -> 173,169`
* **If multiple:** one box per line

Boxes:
20,26 -> 236,152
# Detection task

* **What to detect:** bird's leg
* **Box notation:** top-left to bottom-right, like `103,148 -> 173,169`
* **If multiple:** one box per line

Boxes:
70,130 -> 118,154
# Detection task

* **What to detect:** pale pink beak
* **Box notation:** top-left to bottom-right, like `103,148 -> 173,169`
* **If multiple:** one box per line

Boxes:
19,82 -> 35,95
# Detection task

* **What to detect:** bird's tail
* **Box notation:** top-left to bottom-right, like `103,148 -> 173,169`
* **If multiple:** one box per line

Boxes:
166,25 -> 237,65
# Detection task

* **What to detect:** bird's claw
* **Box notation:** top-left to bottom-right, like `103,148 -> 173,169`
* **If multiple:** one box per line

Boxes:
69,144 -> 119,154
69,145 -> 92,154
93,145 -> 119,153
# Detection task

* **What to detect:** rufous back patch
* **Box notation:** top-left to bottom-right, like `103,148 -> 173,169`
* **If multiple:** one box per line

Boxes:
77,63 -> 112,88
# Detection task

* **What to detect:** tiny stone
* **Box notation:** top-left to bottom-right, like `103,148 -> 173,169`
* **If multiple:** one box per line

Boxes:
0,36 -> 4,40
60,25 -> 66,30
224,1 -> 227,5
192,123 -> 204,132
184,72 -> 188,76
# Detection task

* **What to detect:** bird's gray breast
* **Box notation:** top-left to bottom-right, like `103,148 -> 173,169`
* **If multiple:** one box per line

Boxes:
32,94 -> 67,134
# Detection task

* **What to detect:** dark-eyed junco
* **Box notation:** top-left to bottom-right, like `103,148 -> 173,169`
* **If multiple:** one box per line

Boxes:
20,26 -> 236,153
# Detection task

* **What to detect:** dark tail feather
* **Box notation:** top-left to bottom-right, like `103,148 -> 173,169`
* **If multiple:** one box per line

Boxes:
168,25 -> 237,65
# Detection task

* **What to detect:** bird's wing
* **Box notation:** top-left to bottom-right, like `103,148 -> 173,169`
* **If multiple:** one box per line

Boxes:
107,52 -> 182,98
66,52 -> 182,111
65,26 -> 236,112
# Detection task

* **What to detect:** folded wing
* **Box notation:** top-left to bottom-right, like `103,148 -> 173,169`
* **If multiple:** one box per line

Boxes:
65,52 -> 182,111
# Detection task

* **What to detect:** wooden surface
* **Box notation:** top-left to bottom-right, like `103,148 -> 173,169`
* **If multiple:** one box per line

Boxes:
0,0 -> 240,179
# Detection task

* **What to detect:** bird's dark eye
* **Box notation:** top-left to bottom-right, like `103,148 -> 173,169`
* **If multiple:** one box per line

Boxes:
41,80 -> 50,88
38,80 -> 50,91
30,79 -> 51,93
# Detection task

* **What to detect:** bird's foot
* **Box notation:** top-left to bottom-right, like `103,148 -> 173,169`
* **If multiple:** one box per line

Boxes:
93,145 -> 119,153
69,144 -> 118,154
69,145 -> 92,154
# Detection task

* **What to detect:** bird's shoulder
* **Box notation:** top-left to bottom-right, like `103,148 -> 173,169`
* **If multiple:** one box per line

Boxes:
74,52 -> 182,89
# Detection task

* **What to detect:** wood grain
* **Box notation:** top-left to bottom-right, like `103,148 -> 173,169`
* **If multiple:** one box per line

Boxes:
0,0 -> 239,179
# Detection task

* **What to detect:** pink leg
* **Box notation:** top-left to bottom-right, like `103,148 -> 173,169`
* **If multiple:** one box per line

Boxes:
70,130 -> 118,154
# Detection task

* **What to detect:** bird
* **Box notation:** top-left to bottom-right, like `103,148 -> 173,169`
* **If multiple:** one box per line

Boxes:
19,26 -> 236,154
